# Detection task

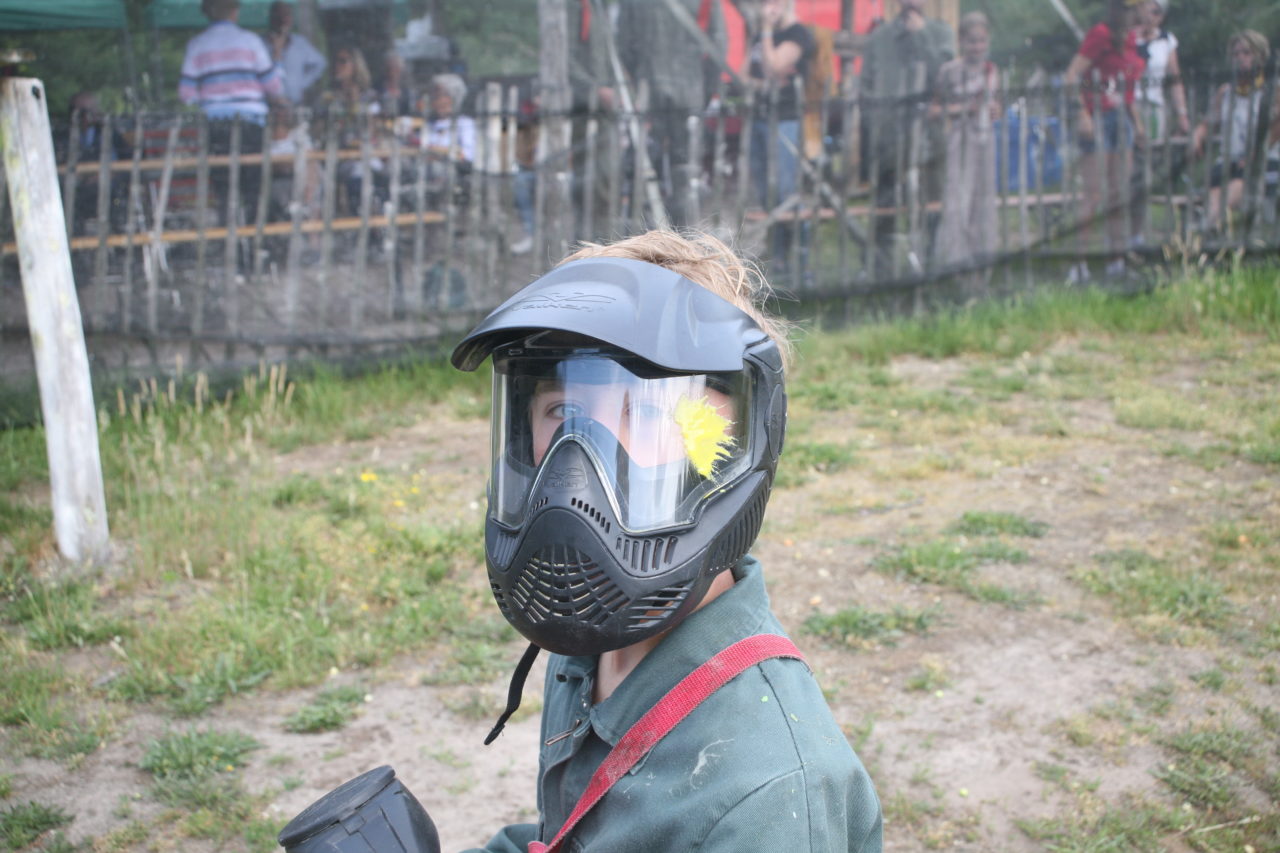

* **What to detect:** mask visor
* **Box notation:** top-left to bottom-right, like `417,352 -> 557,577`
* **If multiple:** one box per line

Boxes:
490,350 -> 754,533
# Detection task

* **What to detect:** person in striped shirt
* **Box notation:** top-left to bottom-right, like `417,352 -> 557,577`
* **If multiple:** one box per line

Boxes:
179,0 -> 286,225
179,0 -> 285,124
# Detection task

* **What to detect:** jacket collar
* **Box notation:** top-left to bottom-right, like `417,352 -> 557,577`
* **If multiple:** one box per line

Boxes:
586,555 -> 773,744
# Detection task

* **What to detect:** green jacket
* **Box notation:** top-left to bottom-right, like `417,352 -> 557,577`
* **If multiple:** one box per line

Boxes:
465,556 -> 883,852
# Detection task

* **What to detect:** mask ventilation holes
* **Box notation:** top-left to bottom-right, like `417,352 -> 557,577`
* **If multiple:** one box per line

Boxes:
615,536 -> 679,573
491,581 -> 512,619
569,497 -> 612,533
626,581 -> 694,629
709,485 -> 769,570
530,496 -> 549,513
513,545 -> 627,627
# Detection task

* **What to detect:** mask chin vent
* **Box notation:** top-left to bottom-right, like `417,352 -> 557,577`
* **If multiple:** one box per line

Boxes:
626,581 -> 694,629
708,483 -> 769,571
615,536 -> 679,573
489,528 -> 520,569
513,545 -> 628,626
569,497 -> 612,533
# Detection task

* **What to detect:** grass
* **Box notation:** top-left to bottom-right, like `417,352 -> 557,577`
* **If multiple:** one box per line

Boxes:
140,727 -> 260,782
798,263 -> 1280,369
872,534 -> 1035,607
947,511 -> 1048,538
1077,550 -> 1231,631
774,439 -> 858,488
0,801 -> 72,850
802,604 -> 939,648
2,264 -> 1279,849
1017,796 -> 1181,851
138,727 -> 275,846
3,579 -> 131,651
0,655 -> 109,761
283,685 -> 368,734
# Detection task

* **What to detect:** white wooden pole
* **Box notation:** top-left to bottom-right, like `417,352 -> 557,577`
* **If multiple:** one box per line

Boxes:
1,77 -> 109,565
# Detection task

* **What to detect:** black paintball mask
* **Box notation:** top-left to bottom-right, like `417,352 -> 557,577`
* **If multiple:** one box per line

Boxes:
451,257 -> 786,741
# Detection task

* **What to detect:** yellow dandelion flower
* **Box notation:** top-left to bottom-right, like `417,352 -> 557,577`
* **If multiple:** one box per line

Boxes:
392,499 -> 405,508
360,471 -> 378,483
673,395 -> 735,479
409,486 -> 420,495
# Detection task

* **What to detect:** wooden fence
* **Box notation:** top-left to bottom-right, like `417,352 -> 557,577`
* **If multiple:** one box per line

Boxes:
2,68 -> 1278,385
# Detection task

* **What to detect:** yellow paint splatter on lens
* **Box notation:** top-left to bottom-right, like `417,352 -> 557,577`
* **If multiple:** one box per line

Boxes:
674,395 -> 735,478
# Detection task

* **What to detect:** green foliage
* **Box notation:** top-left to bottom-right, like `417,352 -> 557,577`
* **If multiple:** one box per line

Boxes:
140,727 -> 260,782
422,617 -> 519,685
775,440 -> 858,487
0,426 -> 46,493
0,801 -> 72,850
283,685 -> 367,734
0,660 -> 106,760
973,0 -> 1278,80
949,511 -> 1048,538
1078,550 -> 1230,628
798,265 -> 1280,370
5,580 -> 131,651
443,0 -> 539,78
1016,797 -> 1179,851
139,727 -> 268,845
803,604 -> 939,648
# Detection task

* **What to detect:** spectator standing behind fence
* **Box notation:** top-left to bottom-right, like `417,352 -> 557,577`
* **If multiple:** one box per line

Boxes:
423,72 -> 476,201
265,1 -> 326,108
1130,0 -> 1189,247
748,0 -> 815,283
1191,30 -> 1280,236
567,0 -> 616,241
381,53 -> 415,117
320,46 -> 383,216
65,91 -> 131,236
617,0 -> 727,227
1063,0 -> 1146,284
180,0 -> 285,224
862,0 -> 955,280
931,12 -> 999,297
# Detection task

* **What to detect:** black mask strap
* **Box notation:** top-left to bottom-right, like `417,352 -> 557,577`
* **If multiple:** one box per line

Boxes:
484,642 -> 541,746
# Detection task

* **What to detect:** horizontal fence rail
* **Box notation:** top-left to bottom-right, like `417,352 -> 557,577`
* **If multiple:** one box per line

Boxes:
2,68 -> 1278,390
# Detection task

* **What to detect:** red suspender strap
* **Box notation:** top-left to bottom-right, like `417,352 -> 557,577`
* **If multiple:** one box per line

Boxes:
527,634 -> 806,853
697,0 -> 713,32
579,0 -> 591,43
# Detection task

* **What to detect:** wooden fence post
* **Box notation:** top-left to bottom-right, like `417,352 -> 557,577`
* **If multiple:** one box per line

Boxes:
1,77 -> 109,565
538,0 -> 572,259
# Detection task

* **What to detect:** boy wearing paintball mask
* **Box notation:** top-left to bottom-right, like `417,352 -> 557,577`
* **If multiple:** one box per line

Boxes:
451,230 -> 882,853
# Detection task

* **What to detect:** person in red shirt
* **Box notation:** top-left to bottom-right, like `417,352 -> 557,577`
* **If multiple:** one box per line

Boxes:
1064,0 -> 1147,281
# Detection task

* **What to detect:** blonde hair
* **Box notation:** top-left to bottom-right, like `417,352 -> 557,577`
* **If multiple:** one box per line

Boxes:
333,47 -> 372,93
561,230 -> 793,368
958,11 -> 990,39
1228,30 -> 1270,65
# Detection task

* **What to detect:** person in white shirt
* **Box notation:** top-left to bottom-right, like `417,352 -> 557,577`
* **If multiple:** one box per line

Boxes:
265,1 -> 327,107
1130,0 -> 1189,245
424,73 -> 476,164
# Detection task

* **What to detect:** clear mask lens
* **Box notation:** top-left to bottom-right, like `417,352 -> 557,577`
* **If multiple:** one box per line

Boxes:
491,351 -> 754,532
